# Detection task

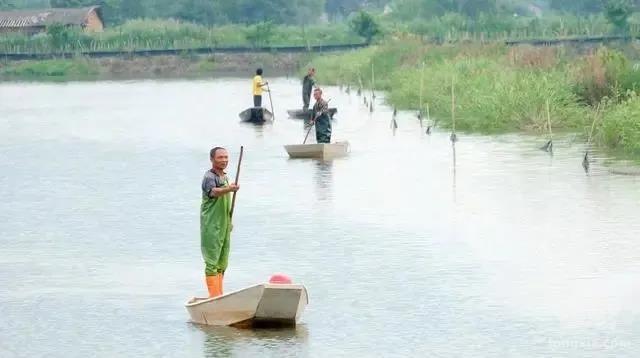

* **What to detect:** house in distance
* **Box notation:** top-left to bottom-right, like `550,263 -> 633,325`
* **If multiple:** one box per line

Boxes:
0,6 -> 104,35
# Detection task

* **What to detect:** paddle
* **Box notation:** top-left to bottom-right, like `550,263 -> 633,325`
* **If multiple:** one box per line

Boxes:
266,83 -> 275,121
303,99 -> 331,144
229,146 -> 244,221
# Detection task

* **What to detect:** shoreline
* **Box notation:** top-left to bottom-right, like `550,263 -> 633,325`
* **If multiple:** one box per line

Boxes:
0,52 -> 310,81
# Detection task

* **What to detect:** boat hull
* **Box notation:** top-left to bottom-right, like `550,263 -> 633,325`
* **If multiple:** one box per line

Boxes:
284,141 -> 350,160
239,107 -> 274,123
287,108 -> 337,120
185,284 -> 308,328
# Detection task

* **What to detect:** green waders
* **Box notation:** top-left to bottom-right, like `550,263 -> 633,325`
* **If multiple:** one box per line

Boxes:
200,178 -> 231,276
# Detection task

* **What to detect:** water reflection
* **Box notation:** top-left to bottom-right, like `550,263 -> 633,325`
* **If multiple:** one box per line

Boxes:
452,142 -> 457,202
197,324 -> 309,357
314,160 -> 333,201
239,121 -> 269,138
3,79 -> 640,357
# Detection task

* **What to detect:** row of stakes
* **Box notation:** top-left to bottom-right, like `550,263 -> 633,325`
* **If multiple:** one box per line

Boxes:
339,82 -> 458,143
339,83 -> 597,174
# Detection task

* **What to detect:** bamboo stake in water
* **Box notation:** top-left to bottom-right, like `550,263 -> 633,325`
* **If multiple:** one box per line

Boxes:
546,99 -> 553,141
541,99 -> 553,153
426,103 -> 433,133
586,103 -> 601,146
450,77 -> 457,142
583,103 -> 602,172
419,62 -> 425,119
371,62 -> 376,99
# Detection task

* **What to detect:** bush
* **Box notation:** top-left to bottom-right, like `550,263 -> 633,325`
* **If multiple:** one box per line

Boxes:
599,93 -> 640,154
349,11 -> 382,43
571,48 -> 640,105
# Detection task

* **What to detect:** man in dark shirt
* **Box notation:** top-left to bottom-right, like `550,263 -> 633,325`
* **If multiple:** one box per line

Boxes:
302,68 -> 316,111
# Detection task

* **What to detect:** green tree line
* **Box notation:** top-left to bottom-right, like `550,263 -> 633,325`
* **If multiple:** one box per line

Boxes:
0,0 -> 638,34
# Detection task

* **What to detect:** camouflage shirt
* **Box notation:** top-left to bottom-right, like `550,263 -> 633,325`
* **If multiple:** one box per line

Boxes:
312,98 -> 329,116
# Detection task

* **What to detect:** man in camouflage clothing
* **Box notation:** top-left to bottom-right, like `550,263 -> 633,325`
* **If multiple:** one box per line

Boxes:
311,88 -> 331,143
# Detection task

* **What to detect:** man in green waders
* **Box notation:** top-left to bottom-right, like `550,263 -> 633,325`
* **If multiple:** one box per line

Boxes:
311,87 -> 331,143
201,147 -> 239,297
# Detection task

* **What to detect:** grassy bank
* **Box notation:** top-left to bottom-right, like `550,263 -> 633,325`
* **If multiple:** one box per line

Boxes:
0,58 -> 99,79
310,39 -> 640,155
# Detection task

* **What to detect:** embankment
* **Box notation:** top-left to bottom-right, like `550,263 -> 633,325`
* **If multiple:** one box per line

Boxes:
0,52 -> 310,80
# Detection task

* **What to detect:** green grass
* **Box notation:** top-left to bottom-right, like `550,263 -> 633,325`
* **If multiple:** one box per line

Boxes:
1,59 -> 99,78
390,12 -> 640,41
310,39 -> 640,155
0,19 -> 363,54
599,94 -> 640,155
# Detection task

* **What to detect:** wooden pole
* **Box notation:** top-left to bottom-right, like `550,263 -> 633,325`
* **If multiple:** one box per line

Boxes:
371,62 -> 376,99
450,77 -> 457,142
267,84 -> 275,121
229,146 -> 244,221
546,99 -> 553,142
420,62 -> 425,115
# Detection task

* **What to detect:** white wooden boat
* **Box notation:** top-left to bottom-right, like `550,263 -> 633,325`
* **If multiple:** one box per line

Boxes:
284,141 -> 350,160
185,283 -> 308,328
238,107 -> 273,123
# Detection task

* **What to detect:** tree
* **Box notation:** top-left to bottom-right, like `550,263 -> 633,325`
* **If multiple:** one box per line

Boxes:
604,0 -> 634,33
174,0 -> 223,25
50,0 -> 90,7
245,21 -> 275,47
349,10 -> 382,43
549,0 -> 603,13
0,0 -> 15,10
456,0 -> 498,16
326,0 -> 363,19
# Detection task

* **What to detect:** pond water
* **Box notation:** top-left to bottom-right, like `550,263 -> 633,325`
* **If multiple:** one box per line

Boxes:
1,78 -> 639,357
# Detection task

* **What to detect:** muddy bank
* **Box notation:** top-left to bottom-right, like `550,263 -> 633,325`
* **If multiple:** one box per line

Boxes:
0,52 -> 310,81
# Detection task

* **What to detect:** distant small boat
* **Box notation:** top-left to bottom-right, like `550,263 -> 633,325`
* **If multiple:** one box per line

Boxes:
185,283 -> 308,328
284,141 -> 350,160
239,107 -> 273,123
287,108 -> 337,120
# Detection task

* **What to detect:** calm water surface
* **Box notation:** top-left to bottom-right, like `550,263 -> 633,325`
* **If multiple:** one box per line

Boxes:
1,78 -> 640,357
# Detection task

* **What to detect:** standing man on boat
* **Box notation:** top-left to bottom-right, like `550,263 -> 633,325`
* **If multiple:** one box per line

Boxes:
201,147 -> 239,297
252,68 -> 268,107
311,88 -> 332,143
302,67 -> 316,111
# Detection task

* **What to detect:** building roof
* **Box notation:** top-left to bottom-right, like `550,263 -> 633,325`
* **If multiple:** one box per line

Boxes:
0,6 -> 102,28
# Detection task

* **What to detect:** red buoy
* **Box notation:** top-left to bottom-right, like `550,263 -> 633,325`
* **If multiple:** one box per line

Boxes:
269,273 -> 292,284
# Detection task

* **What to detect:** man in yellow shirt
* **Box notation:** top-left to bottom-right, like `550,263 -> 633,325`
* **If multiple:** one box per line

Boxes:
252,68 -> 268,107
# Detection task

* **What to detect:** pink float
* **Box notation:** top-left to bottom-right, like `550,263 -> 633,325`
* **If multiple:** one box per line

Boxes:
269,273 -> 292,284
